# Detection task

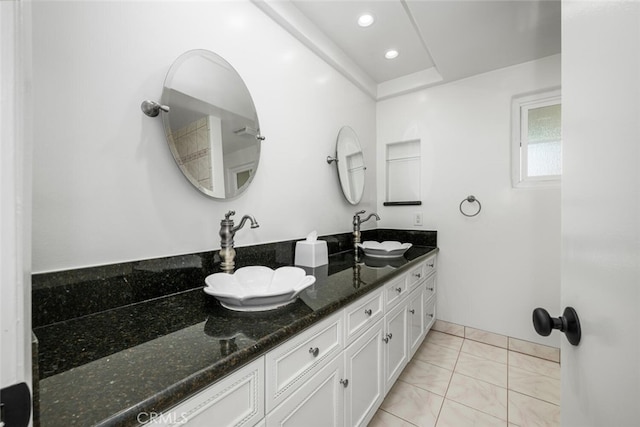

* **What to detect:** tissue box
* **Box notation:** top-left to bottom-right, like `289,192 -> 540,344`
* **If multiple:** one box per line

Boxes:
295,240 -> 328,267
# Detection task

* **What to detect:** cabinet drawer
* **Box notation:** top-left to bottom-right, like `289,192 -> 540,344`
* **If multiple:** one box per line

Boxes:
424,293 -> 436,332
266,311 -> 343,412
423,274 -> 436,302
266,353 -> 344,427
384,273 -> 408,309
344,288 -> 384,345
406,262 -> 426,290
423,254 -> 437,278
158,357 -> 264,427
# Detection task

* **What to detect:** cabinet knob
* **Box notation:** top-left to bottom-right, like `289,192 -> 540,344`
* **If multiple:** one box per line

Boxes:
383,333 -> 392,343
395,287 -> 402,293
409,309 -> 415,314
427,287 -> 434,291
426,313 -> 434,318
414,272 -> 422,278
309,347 -> 319,357
387,333 -> 393,340
427,263 -> 434,268
340,379 -> 349,388
364,309 -> 372,316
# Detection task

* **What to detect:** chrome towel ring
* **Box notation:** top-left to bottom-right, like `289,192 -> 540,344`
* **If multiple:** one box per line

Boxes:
460,195 -> 481,217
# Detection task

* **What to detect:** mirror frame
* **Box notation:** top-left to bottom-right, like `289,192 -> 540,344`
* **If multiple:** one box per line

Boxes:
334,126 -> 366,205
160,49 -> 262,199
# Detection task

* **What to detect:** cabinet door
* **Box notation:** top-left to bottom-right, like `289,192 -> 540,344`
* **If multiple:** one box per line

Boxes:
407,285 -> 425,358
266,354 -> 344,427
343,319 -> 384,427
424,293 -> 436,333
383,301 -> 408,394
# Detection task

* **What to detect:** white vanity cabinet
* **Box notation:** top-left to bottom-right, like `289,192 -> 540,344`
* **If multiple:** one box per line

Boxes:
165,252 -> 437,427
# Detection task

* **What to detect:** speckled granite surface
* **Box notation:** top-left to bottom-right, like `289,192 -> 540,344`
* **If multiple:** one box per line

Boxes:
33,230 -> 437,427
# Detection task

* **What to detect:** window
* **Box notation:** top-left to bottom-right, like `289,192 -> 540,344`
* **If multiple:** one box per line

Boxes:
511,88 -> 561,187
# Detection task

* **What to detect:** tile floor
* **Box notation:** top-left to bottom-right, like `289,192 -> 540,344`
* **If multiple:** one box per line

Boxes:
368,330 -> 561,427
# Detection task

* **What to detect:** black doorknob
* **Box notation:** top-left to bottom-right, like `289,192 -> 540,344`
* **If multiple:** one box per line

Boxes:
532,306 -> 581,346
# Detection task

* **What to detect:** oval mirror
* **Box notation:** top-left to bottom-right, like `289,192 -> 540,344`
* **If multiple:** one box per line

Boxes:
334,126 -> 365,204
161,50 -> 262,199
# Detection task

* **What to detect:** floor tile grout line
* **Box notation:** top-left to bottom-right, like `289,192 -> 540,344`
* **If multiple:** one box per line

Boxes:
434,328 -> 560,364
508,357 -> 561,381
433,337 -> 463,427
509,389 -> 561,408
378,408 -> 419,426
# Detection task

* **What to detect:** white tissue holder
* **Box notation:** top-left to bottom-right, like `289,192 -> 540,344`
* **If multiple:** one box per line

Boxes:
295,240 -> 328,267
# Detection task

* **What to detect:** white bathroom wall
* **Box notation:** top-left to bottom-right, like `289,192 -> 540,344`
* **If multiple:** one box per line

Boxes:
376,55 -> 561,345
31,1 -> 376,273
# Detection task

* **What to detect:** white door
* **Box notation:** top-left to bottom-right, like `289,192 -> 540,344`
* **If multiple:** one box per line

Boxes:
561,2 -> 640,426
1,0 -> 33,424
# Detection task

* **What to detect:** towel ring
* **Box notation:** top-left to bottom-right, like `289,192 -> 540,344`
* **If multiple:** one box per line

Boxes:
460,195 -> 481,217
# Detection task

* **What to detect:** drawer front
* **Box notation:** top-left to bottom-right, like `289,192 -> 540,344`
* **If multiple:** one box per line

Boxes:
424,294 -> 436,332
266,354 -> 344,427
266,311 -> 343,411
384,273 -> 408,309
423,274 -> 436,302
406,262 -> 426,290
423,254 -> 437,278
158,356 -> 264,427
344,288 -> 384,345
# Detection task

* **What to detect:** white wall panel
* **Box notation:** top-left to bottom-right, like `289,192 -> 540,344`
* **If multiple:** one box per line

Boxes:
31,1 -> 376,272
376,55 -> 561,345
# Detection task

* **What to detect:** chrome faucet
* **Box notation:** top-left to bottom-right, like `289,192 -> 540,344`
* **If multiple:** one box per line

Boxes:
219,210 -> 259,273
353,210 -> 380,256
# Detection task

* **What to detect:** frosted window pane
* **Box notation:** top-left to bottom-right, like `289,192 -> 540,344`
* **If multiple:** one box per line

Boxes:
527,141 -> 562,176
528,104 -> 561,143
527,103 -> 561,177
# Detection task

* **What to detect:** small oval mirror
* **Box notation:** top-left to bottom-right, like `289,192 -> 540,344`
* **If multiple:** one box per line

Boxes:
334,126 -> 365,204
161,50 -> 261,199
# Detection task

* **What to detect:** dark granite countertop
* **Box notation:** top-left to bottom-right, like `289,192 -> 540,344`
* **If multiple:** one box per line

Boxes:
33,230 -> 437,426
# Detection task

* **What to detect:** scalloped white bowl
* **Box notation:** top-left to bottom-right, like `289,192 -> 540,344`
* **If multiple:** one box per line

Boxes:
204,266 -> 316,311
356,241 -> 412,259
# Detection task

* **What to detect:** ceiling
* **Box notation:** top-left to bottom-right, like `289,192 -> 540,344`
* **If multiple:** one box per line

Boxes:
252,0 -> 561,99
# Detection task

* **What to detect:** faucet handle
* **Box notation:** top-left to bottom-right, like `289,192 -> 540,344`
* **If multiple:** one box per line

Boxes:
224,210 -> 236,219
354,210 -> 366,217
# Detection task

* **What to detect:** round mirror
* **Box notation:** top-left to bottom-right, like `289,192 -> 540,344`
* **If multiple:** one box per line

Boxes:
161,50 -> 262,199
335,126 -> 365,204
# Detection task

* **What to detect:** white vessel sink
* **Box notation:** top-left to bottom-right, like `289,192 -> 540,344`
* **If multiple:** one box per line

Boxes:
357,241 -> 412,258
204,266 -> 316,311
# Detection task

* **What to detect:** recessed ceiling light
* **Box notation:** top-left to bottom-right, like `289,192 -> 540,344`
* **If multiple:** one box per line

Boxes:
357,14 -> 375,27
385,49 -> 399,60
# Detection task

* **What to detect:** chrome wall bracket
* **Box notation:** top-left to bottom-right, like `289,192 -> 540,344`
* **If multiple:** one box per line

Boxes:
140,100 -> 170,117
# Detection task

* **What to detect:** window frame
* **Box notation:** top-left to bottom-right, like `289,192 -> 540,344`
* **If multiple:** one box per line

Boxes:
511,87 -> 562,188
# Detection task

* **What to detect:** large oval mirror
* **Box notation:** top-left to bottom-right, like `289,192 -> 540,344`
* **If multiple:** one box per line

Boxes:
161,50 -> 262,199
334,126 -> 365,204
